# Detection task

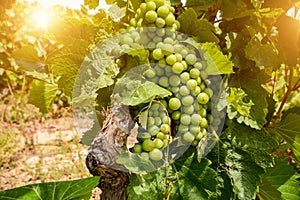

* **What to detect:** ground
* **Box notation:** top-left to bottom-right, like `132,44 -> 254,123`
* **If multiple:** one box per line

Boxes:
0,93 -> 91,191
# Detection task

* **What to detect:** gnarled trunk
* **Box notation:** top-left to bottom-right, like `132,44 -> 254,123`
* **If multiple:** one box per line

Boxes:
86,102 -> 134,200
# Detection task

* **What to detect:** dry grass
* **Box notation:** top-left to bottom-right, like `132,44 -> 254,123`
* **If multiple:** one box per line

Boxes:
0,93 -> 91,191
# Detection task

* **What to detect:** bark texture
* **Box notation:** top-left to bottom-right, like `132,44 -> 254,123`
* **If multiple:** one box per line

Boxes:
86,102 -> 135,200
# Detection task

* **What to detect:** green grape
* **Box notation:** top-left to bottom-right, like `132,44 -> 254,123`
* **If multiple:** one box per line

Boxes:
182,95 -> 194,106
183,105 -> 194,114
183,132 -> 195,143
181,60 -> 188,70
162,115 -> 171,124
194,62 -> 203,70
191,86 -> 201,96
166,54 -> 177,65
142,139 -> 155,152
199,82 -> 206,91
189,125 -> 200,135
195,131 -> 204,140
149,148 -> 163,161
154,116 -> 162,126
139,131 -> 151,140
165,13 -> 175,25
186,79 -> 197,90
149,125 -> 160,136
180,114 -> 191,125
197,92 -> 209,104
155,17 -> 165,28
146,1 -> 156,11
159,76 -> 169,87
180,49 -> 189,58
168,97 -> 181,110
180,72 -> 190,84
169,75 -> 181,87
191,114 -> 202,125
160,99 -> 168,108
140,2 -> 147,13
145,10 -> 157,23
200,118 -> 208,128
147,116 -> 155,126
152,48 -> 164,60
130,18 -> 137,27
175,53 -> 183,62
141,152 -> 149,160
201,71 -> 208,80
133,144 -> 142,153
164,37 -> 174,45
190,68 -> 200,79
171,86 -> 179,93
191,140 -> 198,146
157,5 -> 170,18
178,125 -> 189,133
204,88 -> 213,98
174,44 -> 183,53
156,132 -> 165,140
154,0 -> 164,7
160,124 -> 171,133
161,43 -> 174,55
172,62 -> 184,74
172,110 -> 181,120
179,85 -> 190,96
185,53 -> 197,65
154,138 -> 164,149
154,65 -> 164,76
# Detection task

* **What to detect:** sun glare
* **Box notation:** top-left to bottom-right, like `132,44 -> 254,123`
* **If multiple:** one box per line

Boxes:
31,10 -> 50,29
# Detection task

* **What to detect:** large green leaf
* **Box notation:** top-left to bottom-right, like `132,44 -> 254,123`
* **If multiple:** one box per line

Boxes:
28,80 -> 58,113
200,42 -> 234,75
269,108 -> 300,161
178,8 -> 219,43
0,176 -> 99,200
228,69 -> 270,129
259,159 -> 300,200
225,148 -> 264,200
114,65 -> 172,106
12,45 -> 46,73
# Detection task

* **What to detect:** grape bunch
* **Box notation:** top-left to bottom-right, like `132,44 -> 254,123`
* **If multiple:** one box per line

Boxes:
112,0 -> 224,162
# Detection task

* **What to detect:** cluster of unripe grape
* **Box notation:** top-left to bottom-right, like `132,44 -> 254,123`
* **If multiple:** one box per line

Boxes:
112,0 -> 224,162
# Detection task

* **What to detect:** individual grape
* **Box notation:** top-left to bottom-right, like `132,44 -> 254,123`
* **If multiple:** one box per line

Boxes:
154,65 -> 164,76
154,138 -> 164,149
172,62 -> 184,74
181,60 -> 188,70
161,43 -> 174,55
169,75 -> 181,87
182,95 -> 194,106
142,139 -> 155,152
133,144 -> 142,153
146,1 -> 156,11
183,105 -> 194,114
154,116 -> 162,126
160,123 -> 171,133
139,131 -> 151,140
149,148 -> 163,161
157,5 -> 170,18
175,53 -> 183,62
164,37 -> 174,45
180,114 -> 191,125
195,131 -> 204,140
155,17 -> 165,28
191,114 -> 202,125
168,97 -> 181,110
200,118 -> 208,128
191,140 -> 198,146
162,115 -> 171,124
140,2 -> 147,13
180,49 -> 189,58
197,92 -> 209,104
191,86 -> 201,96
154,0 -> 164,7
180,72 -> 190,84
185,53 -> 197,65
145,10 -> 158,23
149,125 -> 160,136
171,110 -> 181,120
190,68 -> 200,79
189,125 -> 201,135
204,88 -> 213,98
158,76 -> 169,87
156,132 -> 165,140
165,13 -> 175,26
186,79 -> 197,90
166,54 -> 177,65
194,62 -> 203,70
140,152 -> 149,160
152,48 -> 164,60
183,132 -> 195,143
147,116 -> 155,126
179,85 -> 190,96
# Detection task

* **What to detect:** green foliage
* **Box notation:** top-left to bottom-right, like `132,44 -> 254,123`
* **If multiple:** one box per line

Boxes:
0,176 -> 99,200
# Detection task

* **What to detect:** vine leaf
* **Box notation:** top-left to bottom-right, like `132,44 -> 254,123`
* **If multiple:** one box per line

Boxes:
258,158 -> 300,200
200,42 -> 234,75
114,65 -> 172,106
225,121 -> 278,168
225,148 -> 264,200
226,87 -> 254,117
0,176 -> 99,200
12,45 -> 46,73
28,80 -> 57,113
269,108 -> 300,161
178,8 -> 219,43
